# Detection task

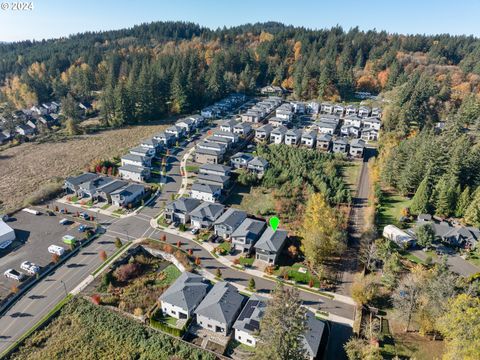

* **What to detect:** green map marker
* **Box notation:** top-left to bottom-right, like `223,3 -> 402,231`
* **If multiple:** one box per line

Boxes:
269,216 -> 280,232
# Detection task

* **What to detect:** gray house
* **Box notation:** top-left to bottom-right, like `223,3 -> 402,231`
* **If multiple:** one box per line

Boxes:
214,208 -> 248,239
197,173 -> 230,189
189,202 -> 225,229
159,272 -> 209,320
64,173 -> 99,195
231,218 -> 266,253
303,310 -> 326,360
230,152 -> 254,169
254,227 -> 288,264
78,176 -> 114,198
247,157 -> 269,176
153,132 -> 176,147
111,184 -> 145,208
233,294 -> 267,347
349,138 -> 366,158
195,148 -> 223,165
255,124 -> 274,142
95,180 -> 128,203
316,133 -> 332,151
285,129 -> 302,146
194,282 -> 245,335
199,164 -> 232,177
164,198 -> 202,224
332,138 -> 348,154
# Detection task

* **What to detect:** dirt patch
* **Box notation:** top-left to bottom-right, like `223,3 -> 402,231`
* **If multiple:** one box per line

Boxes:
0,124 -> 167,212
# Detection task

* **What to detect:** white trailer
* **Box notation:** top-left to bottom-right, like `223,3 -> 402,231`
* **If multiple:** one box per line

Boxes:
22,208 -> 40,215
383,225 -> 415,248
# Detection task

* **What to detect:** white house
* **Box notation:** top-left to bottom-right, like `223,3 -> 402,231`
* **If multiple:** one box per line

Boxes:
118,165 -> 151,182
191,183 -> 221,203
285,129 -> 302,146
270,126 -> 288,144
111,184 -> 145,207
121,153 -> 151,168
233,294 -> 267,347
300,129 -> 317,148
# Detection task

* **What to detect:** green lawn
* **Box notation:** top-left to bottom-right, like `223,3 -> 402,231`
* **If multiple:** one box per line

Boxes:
112,208 -> 126,215
466,252 -> 480,267
274,263 -> 320,287
185,165 -> 199,173
157,217 -> 170,227
156,264 -> 181,286
239,256 -> 254,266
216,241 -> 232,255
378,192 -> 412,228
100,203 -> 111,210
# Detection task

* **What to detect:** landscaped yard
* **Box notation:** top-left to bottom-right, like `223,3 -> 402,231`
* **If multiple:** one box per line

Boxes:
274,263 -> 321,287
215,241 -> 232,255
112,208 -> 126,215
185,165 -> 199,173
239,256 -> 254,266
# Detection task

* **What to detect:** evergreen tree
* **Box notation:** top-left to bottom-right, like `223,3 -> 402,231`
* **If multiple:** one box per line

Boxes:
464,188 -> 480,226
410,176 -> 432,215
455,186 -> 471,218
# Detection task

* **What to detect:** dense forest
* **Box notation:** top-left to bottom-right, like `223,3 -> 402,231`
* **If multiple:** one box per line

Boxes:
2,21 -> 480,220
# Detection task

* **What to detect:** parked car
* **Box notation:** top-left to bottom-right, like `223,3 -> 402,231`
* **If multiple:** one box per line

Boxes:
59,218 -> 71,225
78,224 -> 89,232
80,212 -> 90,220
173,221 -> 180,228
22,208 -> 40,215
4,269 -> 25,281
48,245 -> 65,256
208,234 -> 220,243
190,228 -> 199,235
20,261 -> 40,275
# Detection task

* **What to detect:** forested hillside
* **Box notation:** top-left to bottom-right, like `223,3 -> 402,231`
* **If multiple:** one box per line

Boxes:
2,21 -> 480,125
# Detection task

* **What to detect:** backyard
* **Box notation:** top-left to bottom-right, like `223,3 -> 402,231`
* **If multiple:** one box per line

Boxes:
377,191 -> 412,228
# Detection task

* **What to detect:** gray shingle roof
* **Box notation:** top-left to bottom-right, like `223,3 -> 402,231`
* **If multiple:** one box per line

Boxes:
189,202 -> 225,221
232,294 -> 267,333
214,208 -> 247,229
65,173 -> 99,186
199,164 -> 232,174
195,147 -> 223,156
97,180 -> 128,195
111,184 -> 145,197
166,197 -> 202,213
159,272 -> 209,313
121,153 -> 147,163
231,152 -> 253,162
247,157 -> 268,168
350,138 -> 366,148
192,182 -> 221,195
197,173 -> 230,185
302,310 -> 325,358
194,282 -> 245,324
255,227 -> 288,252
118,164 -> 148,174
231,218 -> 266,239
256,124 -> 274,133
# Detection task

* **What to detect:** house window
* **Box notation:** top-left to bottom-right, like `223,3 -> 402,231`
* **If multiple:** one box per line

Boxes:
238,336 -> 242,340
247,339 -> 252,344
208,324 -> 212,328
172,311 -> 176,315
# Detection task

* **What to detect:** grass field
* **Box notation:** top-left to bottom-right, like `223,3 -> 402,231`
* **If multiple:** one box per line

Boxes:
225,185 -> 275,217
341,160 -> 362,193
0,123 -> 168,212
378,192 -> 412,228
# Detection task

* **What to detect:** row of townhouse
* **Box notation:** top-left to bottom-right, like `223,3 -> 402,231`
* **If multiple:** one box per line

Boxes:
159,274 -> 325,359
200,93 -> 248,119
240,96 -> 283,123
254,124 -> 367,157
64,173 -> 145,208
194,130 -> 239,165
165,198 -> 287,266
340,115 -> 381,141
230,152 -> 269,176
320,103 -> 382,118
118,114 -> 206,182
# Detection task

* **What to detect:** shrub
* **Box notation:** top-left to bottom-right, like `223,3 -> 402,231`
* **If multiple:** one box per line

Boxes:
114,263 -> 142,282
91,294 -> 101,305
99,250 -> 107,261
114,237 -> 123,249
233,258 -> 240,265
134,307 -> 144,317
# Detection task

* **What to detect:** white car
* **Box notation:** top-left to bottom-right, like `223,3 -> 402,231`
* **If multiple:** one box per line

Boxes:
4,269 -> 25,281
20,261 -> 40,275
48,245 -> 65,256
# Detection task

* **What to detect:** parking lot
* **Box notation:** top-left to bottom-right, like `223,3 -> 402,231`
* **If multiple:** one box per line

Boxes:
0,209 -> 92,300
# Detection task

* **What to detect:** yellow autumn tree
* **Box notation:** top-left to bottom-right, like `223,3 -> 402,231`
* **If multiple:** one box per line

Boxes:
259,31 -> 274,42
2,76 -> 37,108
293,41 -> 302,61
301,193 -> 346,275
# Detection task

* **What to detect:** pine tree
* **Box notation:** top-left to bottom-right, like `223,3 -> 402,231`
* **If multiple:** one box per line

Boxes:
410,176 -> 432,215
464,188 -> 480,226
254,284 -> 308,360
455,186 -> 471,218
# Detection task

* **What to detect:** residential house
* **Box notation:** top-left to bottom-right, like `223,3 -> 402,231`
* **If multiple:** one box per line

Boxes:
214,208 -> 248,239
95,180 -> 128,203
194,148 -> 223,165
233,122 -> 252,136
165,125 -> 185,139
111,184 -> 145,207
38,114 -> 57,128
140,138 -> 160,151
189,202 -> 225,229
268,116 -> 290,128
371,107 -> 382,117
121,153 -> 151,168
16,124 -> 35,136
260,85 -> 285,96
64,173 -> 99,195
270,125 -> 288,144
159,272 -> 210,320
187,114 -> 205,128
175,118 -> 195,133
362,117 -> 381,130
343,115 -> 363,128
153,132 -> 176,147
201,107 -> 216,119
321,103 -> 334,114
220,119 -> 238,133
129,146 -> 156,158
276,107 -> 293,121
231,218 -> 266,253
345,105 -> 357,115
431,222 -> 480,249
205,135 -> 233,148
360,128 -> 379,142
78,176 -> 114,198
233,294 -> 267,347
349,138 -> 366,158
303,310 -> 327,360
199,164 -> 232,177
340,125 -> 361,138
306,101 -> 320,115
230,152 -> 254,169
194,281 -> 245,335
41,101 -> 60,114
191,182 -> 222,203
78,102 -> 92,113
316,133 -> 332,152
118,165 -> 151,182
164,197 -> 202,224
291,101 -> 306,114
197,173 -> 230,189
301,129 -> 317,148
332,138 -> 348,154
285,129 -> 302,146
333,104 -> 344,115
241,111 -> 261,124
212,130 -> 239,144
247,157 -> 269,176
197,141 -> 227,155
255,124 -> 273,142
358,106 -> 371,118
254,227 -> 288,264
30,105 -> 46,116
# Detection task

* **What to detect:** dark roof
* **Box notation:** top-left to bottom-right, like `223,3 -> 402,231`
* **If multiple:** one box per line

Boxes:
255,227 -> 288,252
189,202 -> 225,221
233,294 -> 267,333
191,182 -> 221,195
214,208 -> 247,229
194,282 -> 245,324
159,272 -> 209,313
231,152 -> 254,162
247,157 -> 268,168
197,173 -> 230,185
97,180 -> 128,195
302,310 -> 326,358
111,184 -> 145,197
195,147 -> 223,156
231,218 -> 266,239
65,172 -> 99,186
199,164 -> 232,174
118,164 -> 148,174
166,197 -> 202,213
